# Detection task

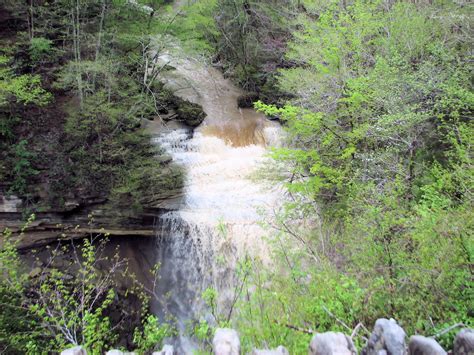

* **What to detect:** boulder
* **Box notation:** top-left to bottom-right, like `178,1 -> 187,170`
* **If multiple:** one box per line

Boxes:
175,99 -> 206,127
251,346 -> 289,354
237,93 -> 259,108
153,344 -> 174,355
105,351 -> 136,355
309,332 -> 357,355
408,335 -> 446,355
454,329 -> 474,355
213,328 -> 241,355
61,346 -> 87,355
363,318 -> 406,355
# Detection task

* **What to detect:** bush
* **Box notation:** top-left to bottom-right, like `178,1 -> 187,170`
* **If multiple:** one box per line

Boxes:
0,217 -> 174,354
29,37 -> 54,63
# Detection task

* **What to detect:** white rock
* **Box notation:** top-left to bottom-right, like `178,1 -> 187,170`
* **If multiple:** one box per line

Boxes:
213,328 -> 241,355
0,194 -> 22,212
363,318 -> 407,355
60,346 -> 87,355
153,344 -> 174,355
309,332 -> 357,355
408,335 -> 446,355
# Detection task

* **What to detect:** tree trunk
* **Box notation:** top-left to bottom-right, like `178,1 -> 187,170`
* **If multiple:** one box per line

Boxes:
28,0 -> 34,39
71,0 -> 83,107
95,0 -> 107,61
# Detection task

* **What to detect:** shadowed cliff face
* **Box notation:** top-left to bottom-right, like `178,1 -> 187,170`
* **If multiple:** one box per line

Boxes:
20,236 -> 158,350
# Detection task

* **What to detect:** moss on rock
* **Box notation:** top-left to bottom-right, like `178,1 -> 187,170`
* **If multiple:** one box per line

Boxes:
175,98 -> 206,127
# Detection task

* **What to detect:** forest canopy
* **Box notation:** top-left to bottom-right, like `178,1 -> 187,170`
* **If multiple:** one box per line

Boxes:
0,0 -> 472,354
198,0 -> 473,352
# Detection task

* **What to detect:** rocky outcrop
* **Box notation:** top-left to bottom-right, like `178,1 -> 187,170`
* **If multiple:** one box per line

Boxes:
175,98 -> 207,127
0,194 -> 21,212
0,87 -> 186,250
362,318 -> 407,355
157,92 -> 206,128
0,220 -> 161,249
0,170 -> 181,249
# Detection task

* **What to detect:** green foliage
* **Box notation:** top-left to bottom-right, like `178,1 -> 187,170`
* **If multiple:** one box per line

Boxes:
1,0 -> 185,209
0,113 -> 18,141
9,140 -> 39,196
0,52 -> 50,193
0,218 -> 173,354
233,262 -> 368,353
29,37 -> 54,62
133,314 -> 173,354
194,320 -> 212,343
0,55 -> 51,107
0,217 -> 41,354
210,0 -> 295,92
202,287 -> 219,320
171,0 -> 218,54
0,233 -> 119,353
230,1 -> 474,352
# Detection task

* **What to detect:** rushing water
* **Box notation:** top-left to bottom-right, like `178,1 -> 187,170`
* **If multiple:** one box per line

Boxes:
149,37 -> 282,352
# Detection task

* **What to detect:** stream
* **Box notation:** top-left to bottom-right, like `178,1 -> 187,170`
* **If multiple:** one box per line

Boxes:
147,36 -> 283,352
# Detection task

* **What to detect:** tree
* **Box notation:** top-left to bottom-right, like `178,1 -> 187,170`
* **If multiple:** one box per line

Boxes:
213,0 -> 295,92
227,1 -> 473,352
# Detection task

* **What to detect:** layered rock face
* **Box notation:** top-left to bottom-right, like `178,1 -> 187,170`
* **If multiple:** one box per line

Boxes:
0,68 -> 211,249
0,191 -> 176,249
0,99 -> 193,250
0,159 -> 183,249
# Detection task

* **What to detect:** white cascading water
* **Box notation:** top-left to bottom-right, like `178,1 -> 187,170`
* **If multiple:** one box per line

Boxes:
149,37 -> 283,352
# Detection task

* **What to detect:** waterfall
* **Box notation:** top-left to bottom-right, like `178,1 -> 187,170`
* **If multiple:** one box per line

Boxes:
149,38 -> 283,353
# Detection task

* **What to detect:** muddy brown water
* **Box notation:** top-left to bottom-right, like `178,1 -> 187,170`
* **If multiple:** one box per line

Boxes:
146,36 -> 284,353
